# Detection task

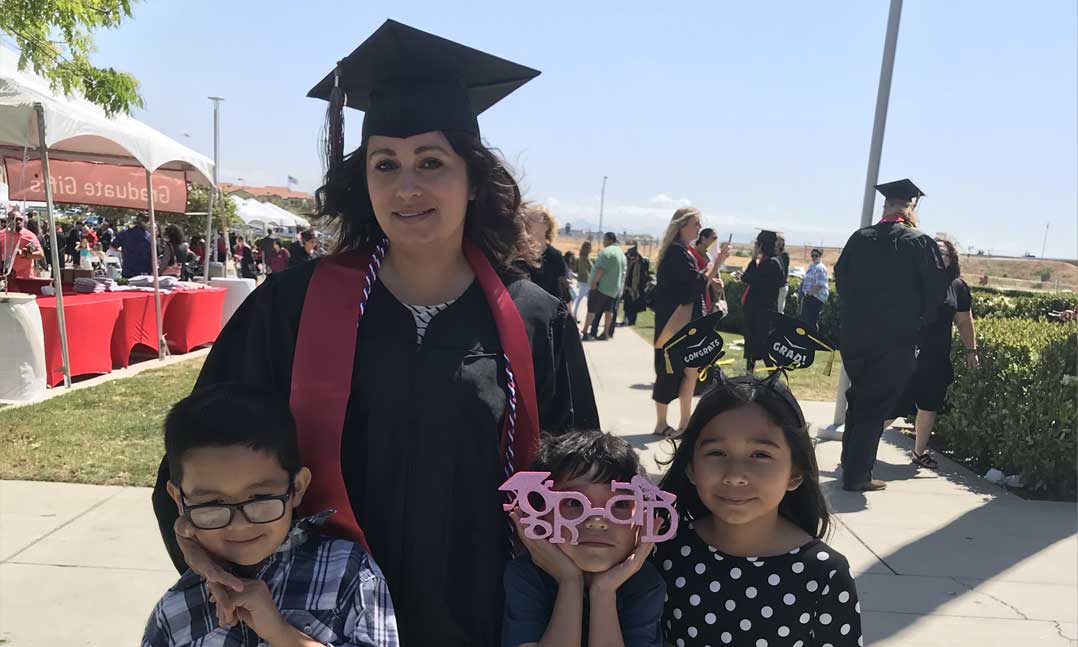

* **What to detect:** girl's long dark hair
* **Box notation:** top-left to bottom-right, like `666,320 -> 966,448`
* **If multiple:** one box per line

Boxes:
314,130 -> 534,270
658,375 -> 831,539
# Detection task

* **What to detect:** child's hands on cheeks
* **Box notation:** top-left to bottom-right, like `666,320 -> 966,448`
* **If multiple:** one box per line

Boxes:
589,540 -> 654,596
510,508 -> 583,586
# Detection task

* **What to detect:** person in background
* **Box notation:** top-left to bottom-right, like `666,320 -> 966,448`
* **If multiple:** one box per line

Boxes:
739,229 -> 786,374
110,214 -> 153,278
581,232 -> 626,341
651,207 -> 729,437
619,246 -> 650,327
689,228 -> 714,313
189,236 -> 206,269
65,220 -> 83,268
23,217 -> 47,274
834,178 -> 947,492
288,228 -> 317,268
1,208 -> 45,278
798,247 -> 829,326
233,234 -> 257,279
267,238 -> 291,274
775,233 -> 791,313
571,240 -> 593,323
893,237 -> 978,470
82,222 -> 98,248
98,221 -> 114,250
562,250 -> 578,306
524,204 -> 571,303
215,231 -> 228,265
257,227 -> 278,275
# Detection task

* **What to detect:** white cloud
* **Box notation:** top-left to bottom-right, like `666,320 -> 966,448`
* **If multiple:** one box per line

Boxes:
648,193 -> 693,207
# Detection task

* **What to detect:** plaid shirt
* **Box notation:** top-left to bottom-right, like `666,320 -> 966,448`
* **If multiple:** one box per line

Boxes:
141,511 -> 398,647
800,261 -> 830,303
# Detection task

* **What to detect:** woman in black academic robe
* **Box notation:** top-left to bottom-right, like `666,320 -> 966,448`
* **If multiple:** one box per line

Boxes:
740,230 -> 786,372
650,208 -> 728,437
152,21 -> 597,647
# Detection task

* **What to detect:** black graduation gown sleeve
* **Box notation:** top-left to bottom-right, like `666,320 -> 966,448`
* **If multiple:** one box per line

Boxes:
653,242 -> 708,342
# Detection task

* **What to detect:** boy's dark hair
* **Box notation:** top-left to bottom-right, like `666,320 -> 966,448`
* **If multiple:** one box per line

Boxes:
531,431 -> 642,484
658,376 -> 830,539
165,384 -> 301,486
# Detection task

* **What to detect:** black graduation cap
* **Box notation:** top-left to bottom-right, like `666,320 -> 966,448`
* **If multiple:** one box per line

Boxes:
766,313 -> 836,374
661,311 -> 728,375
309,20 -> 540,167
874,179 -> 925,202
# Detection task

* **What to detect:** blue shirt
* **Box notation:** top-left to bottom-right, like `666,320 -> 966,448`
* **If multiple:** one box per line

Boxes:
502,554 -> 665,647
141,511 -> 399,647
112,225 -> 152,278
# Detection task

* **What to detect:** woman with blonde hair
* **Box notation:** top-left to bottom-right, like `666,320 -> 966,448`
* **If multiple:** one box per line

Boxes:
523,203 -> 571,302
650,207 -> 729,436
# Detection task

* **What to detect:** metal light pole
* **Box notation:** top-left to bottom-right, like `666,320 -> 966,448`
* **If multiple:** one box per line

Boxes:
1041,222 -> 1049,259
829,0 -> 905,432
598,176 -> 608,234
204,96 -> 223,282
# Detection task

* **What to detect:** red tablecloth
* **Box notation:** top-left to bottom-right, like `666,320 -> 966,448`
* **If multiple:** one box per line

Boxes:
110,291 -> 178,368
163,288 -> 226,353
36,293 -> 124,387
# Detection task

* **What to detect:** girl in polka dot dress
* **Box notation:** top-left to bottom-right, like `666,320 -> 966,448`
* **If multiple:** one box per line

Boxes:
653,376 -> 862,646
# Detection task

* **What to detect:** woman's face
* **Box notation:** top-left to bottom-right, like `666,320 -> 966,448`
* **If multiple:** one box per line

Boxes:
679,216 -> 701,244
937,240 -> 952,269
366,131 -> 474,250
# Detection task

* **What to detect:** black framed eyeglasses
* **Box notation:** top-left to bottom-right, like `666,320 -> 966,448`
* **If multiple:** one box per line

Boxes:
179,482 -> 294,530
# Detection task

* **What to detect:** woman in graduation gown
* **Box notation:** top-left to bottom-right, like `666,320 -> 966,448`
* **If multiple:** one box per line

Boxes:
739,230 -> 786,373
151,20 -> 596,646
650,208 -> 728,437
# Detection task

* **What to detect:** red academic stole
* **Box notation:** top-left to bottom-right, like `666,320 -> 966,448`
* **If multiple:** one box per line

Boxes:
288,240 -> 540,548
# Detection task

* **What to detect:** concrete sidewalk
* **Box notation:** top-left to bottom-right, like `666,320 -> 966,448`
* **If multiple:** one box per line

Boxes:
0,327 -> 1074,646
582,325 -> 1077,646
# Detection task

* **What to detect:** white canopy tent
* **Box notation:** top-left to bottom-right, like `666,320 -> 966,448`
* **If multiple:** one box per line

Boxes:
231,196 -> 308,231
0,46 -> 215,387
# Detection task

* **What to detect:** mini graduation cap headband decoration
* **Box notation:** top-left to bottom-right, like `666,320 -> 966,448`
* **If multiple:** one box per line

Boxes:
660,311 -> 734,382
499,471 -> 679,545
309,19 -> 541,171
764,313 -> 837,386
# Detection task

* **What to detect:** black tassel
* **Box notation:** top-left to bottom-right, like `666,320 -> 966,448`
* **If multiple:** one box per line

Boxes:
321,63 -> 345,174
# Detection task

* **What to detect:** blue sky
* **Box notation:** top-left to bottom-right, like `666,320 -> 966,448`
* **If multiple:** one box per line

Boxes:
75,0 -> 1077,258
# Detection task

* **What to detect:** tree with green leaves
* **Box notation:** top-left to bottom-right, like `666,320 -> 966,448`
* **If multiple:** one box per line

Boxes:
1,0 -> 143,115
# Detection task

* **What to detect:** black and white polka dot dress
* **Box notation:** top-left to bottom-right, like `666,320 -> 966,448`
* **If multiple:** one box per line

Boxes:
654,521 -> 862,647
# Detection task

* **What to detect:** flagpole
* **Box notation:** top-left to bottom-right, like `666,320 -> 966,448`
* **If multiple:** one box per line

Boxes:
827,0 -> 904,434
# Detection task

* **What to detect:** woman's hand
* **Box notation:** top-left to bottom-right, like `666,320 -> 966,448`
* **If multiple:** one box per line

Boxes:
174,517 -> 244,625
510,509 -> 582,586
966,351 -> 980,370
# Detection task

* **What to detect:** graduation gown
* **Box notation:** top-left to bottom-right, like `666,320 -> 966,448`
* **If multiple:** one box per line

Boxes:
152,257 -> 596,646
740,256 -> 785,362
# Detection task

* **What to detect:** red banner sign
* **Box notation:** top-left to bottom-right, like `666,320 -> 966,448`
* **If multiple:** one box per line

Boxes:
4,158 -> 188,213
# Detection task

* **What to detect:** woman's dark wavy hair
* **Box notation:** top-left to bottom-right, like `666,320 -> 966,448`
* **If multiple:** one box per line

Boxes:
314,130 -> 534,270
658,375 -> 831,539
936,237 -> 960,280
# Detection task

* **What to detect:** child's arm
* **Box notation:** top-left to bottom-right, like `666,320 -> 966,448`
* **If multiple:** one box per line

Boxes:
812,557 -> 862,646
507,510 -> 585,647
342,556 -> 400,647
587,542 -> 657,647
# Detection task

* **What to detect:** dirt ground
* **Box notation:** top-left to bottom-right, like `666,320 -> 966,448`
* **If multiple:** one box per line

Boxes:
552,235 -> 1077,292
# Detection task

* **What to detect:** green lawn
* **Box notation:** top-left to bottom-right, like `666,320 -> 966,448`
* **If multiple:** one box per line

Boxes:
0,359 -> 203,486
631,310 -> 842,402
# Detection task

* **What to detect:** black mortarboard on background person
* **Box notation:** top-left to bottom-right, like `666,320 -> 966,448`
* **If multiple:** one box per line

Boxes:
875,179 -> 925,205
765,313 -> 837,378
660,311 -> 731,379
308,19 -> 541,171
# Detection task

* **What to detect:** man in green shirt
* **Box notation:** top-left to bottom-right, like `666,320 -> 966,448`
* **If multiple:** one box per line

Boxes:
582,232 -> 627,341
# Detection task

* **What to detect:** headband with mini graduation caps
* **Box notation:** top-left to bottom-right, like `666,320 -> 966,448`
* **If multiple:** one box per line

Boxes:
661,311 -> 733,383
307,19 -> 541,172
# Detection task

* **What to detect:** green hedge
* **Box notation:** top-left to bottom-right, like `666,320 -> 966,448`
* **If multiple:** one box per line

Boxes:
969,287 -> 1077,322
934,318 -> 1077,498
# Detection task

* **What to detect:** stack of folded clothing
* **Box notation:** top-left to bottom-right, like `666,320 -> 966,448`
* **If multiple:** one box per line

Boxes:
74,277 -> 106,293
127,275 -> 180,290
92,277 -> 118,291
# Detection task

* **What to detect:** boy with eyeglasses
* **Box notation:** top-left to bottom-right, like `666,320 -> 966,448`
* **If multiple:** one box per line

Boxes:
142,384 -> 398,647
